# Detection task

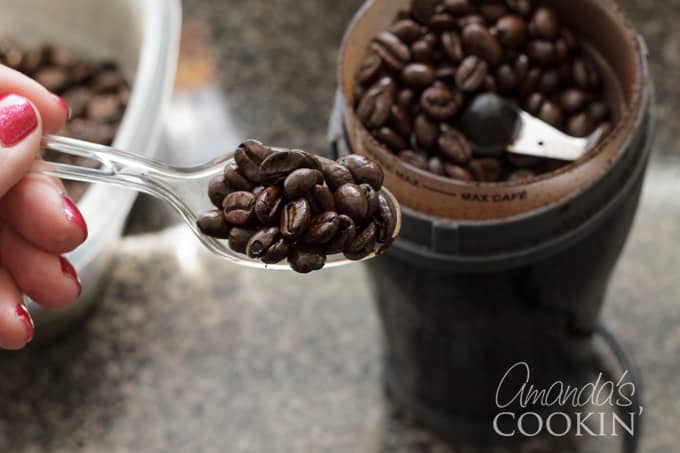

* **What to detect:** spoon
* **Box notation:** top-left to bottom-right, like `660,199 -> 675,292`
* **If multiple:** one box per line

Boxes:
32,135 -> 402,270
459,93 -> 607,161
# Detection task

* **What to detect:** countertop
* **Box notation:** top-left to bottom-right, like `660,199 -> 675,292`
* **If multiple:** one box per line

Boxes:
2,1 -> 679,452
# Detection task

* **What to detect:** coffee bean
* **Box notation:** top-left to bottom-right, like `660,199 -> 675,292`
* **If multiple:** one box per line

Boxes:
428,156 -> 446,175
480,2 -> 509,21
325,215 -> 357,254
375,127 -> 408,151
572,58 -> 600,90
304,212 -> 341,245
441,31 -> 463,62
421,82 -> 463,120
414,114 -> 440,150
361,184 -> 380,218
567,112 -> 595,137
35,67 -> 69,92
538,100 -> 564,127
317,157 -> 355,191
519,67 -> 542,97
462,24 -> 503,66
228,227 -> 256,254
525,92 -> 545,115
539,69 -> 561,93
508,168 -> 537,181
411,40 -> 434,64
345,222 -> 377,255
435,64 -> 458,82
280,198 -> 312,240
456,55 -> 489,92
356,76 -> 396,129
469,158 -> 504,182
246,227 -> 281,258
308,185 -> 336,213
197,210 -> 231,239
335,183 -> 369,222
444,163 -> 475,181
255,185 -> 284,225
223,191 -> 256,225
208,174 -> 232,208
496,64 -> 518,92
484,74 -> 498,92
496,15 -> 528,49
588,101 -> 610,123
389,19 -> 425,44
288,247 -> 326,274
401,63 -> 436,89
530,7 -> 560,40
458,14 -> 486,28
555,39 -> 569,61
262,238 -> 290,264
376,193 -> 398,243
513,53 -> 530,81
258,149 -> 318,185
235,139 -> 274,183
430,13 -> 458,31
389,105 -> 413,138
444,0 -> 475,16
558,88 -> 589,113
527,40 -> 557,66
372,32 -> 411,71
338,154 -> 385,190
86,95 -> 121,121
398,88 -> 416,108
224,163 -> 255,191
411,0 -> 440,24
438,129 -> 472,164
283,168 -> 324,199
505,0 -> 532,17
399,150 -> 429,170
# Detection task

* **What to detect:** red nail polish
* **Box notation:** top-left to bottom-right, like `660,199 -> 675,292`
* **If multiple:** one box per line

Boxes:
0,94 -> 38,147
60,256 -> 82,296
63,195 -> 88,241
52,93 -> 71,120
16,304 -> 34,344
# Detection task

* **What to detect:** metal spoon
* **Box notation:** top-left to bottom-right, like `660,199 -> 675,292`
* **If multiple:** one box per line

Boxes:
32,135 -> 401,270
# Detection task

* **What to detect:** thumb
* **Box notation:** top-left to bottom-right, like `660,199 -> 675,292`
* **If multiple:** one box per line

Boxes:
0,94 -> 42,198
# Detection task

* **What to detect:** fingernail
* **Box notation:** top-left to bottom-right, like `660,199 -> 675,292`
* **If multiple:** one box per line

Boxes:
16,304 -> 34,344
63,195 -> 88,241
0,94 -> 39,147
60,256 -> 82,297
52,93 -> 71,120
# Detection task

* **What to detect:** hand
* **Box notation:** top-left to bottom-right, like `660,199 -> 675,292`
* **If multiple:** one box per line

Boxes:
0,65 -> 87,349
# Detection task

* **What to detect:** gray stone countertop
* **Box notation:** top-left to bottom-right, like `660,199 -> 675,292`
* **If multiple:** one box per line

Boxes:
1,1 -> 679,452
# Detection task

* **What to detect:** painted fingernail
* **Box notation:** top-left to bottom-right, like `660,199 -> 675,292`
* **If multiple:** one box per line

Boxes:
60,256 -> 82,297
16,304 -> 34,344
52,93 -> 71,120
0,94 -> 39,147
63,195 -> 88,241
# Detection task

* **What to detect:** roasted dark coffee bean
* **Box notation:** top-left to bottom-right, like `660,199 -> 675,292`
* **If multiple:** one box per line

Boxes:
438,130 -> 472,165
197,210 -> 231,239
246,227 -> 281,258
538,100 -> 564,127
527,40 -> 557,66
361,184 -> 380,218
462,24 -> 503,66
435,64 -> 458,82
208,174 -> 232,208
228,227 -> 256,254
389,19 -> 425,44
280,198 -> 312,240
397,88 -> 416,108
401,63 -> 436,89
338,154 -> 385,190
441,31 -> 463,62
508,168 -> 537,181
223,191 -> 256,225
525,92 -> 545,115
558,88 -> 589,113
458,14 -> 486,28
484,74 -> 498,92
34,67 -> 69,92
572,58 -> 600,90
356,77 -> 396,129
261,238 -> 290,265
496,64 -> 518,92
530,7 -> 560,40
335,183 -> 369,221
444,163 -> 475,181
258,149 -> 318,184
496,15 -> 528,49
505,0 -> 532,17
283,168 -> 324,199
539,69 -> 561,93
518,67 -> 542,97
303,212 -> 341,245
513,53 -> 530,81
86,95 -> 121,122
308,185 -> 336,213
399,150 -> 429,170
456,56 -> 488,92
567,112 -> 595,137
317,157 -> 355,191
428,156 -> 446,176
372,32 -> 411,71
588,102 -> 610,123
288,248 -> 326,274
255,185 -> 284,225
345,222 -> 377,255
411,40 -> 434,64
444,0 -> 475,16
414,114 -> 440,150
376,193 -> 397,243
555,39 -> 569,61
469,158 -> 504,182
411,0 -> 440,24
389,105 -> 413,138
224,163 -> 255,191
325,215 -> 357,255
429,13 -> 457,31
235,139 -> 274,183
420,82 -> 463,120
480,2 -> 509,21
375,127 -> 408,151
422,32 -> 438,48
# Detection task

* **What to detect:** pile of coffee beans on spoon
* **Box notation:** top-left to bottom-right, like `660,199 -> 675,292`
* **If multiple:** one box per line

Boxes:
197,141 -> 399,273
353,0 -> 613,182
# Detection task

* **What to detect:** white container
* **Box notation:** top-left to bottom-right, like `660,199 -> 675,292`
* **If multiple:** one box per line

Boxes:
0,0 -> 182,341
